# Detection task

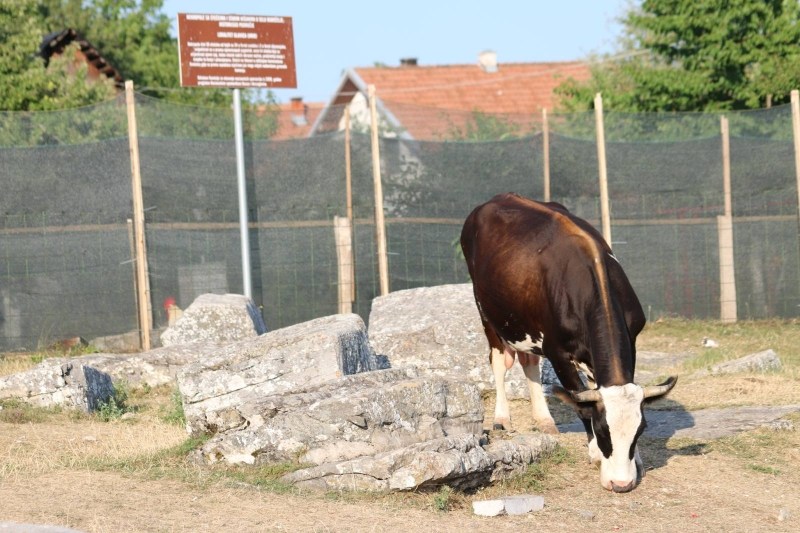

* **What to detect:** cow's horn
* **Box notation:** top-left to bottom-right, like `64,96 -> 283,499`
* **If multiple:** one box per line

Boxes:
571,389 -> 602,403
642,376 -> 678,399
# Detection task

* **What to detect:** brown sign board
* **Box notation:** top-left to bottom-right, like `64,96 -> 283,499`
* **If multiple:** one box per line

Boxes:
177,13 -> 296,89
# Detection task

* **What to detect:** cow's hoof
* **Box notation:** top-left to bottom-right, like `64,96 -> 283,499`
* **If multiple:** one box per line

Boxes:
537,423 -> 560,435
492,418 -> 512,431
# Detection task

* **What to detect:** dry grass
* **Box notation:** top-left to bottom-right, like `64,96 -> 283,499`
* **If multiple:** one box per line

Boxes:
0,345 -> 95,377
0,386 -> 187,481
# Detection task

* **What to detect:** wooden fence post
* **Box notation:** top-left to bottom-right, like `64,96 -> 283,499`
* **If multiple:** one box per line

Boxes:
790,90 -> 800,265
125,80 -> 152,350
542,108 -> 551,202
368,84 -> 390,296
344,106 -> 356,302
594,93 -> 612,246
719,115 -> 737,322
334,216 -> 354,313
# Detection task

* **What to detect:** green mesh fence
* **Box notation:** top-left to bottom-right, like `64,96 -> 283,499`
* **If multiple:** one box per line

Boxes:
0,95 -> 798,351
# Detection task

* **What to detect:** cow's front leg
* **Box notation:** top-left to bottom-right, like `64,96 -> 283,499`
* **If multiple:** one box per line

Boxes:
491,345 -> 516,430
518,352 -> 558,434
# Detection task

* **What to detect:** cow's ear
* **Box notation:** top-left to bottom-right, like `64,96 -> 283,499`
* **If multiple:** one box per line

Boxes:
552,386 -> 595,419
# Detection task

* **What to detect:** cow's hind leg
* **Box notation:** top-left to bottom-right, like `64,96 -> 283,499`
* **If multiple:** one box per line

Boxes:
491,345 -> 516,430
518,352 -> 558,434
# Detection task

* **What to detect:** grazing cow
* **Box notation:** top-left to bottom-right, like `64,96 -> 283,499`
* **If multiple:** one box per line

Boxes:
461,193 -> 676,493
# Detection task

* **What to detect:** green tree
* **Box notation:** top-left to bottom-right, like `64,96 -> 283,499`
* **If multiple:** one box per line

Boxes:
556,0 -> 800,112
443,110 -> 525,141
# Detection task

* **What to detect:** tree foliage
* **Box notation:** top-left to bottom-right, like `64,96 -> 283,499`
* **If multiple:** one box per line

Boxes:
556,0 -> 800,112
443,111 -> 526,141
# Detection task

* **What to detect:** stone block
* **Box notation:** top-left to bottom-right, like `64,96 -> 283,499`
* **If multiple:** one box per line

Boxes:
282,429 -> 556,493
191,367 -> 485,466
0,360 -> 114,412
178,313 -> 378,436
368,284 -> 559,399
709,349 -> 782,375
161,293 -> 267,347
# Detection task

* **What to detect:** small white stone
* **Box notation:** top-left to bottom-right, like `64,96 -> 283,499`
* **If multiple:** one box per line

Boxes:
472,499 -> 505,517
778,508 -> 791,521
504,495 -> 544,515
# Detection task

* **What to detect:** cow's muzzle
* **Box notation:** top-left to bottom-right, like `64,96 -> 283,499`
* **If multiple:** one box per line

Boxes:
611,479 -> 636,493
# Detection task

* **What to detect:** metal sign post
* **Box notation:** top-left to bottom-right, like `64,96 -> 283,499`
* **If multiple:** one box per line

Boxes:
177,13 -> 296,299
232,88 -> 252,298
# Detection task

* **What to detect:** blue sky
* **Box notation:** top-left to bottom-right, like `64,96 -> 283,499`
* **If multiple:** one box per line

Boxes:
161,0 -> 630,104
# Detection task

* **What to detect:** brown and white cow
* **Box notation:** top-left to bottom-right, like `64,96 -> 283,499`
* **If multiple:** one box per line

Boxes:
461,193 -> 676,493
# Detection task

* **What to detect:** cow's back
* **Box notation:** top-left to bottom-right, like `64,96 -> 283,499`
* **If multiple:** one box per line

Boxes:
461,193 -> 579,334
461,192 -> 644,355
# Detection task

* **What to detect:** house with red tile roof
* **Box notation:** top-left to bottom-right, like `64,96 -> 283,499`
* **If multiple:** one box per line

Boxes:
310,52 -> 591,140
271,97 -> 325,140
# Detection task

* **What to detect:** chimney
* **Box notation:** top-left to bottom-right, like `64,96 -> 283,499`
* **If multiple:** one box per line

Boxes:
400,57 -> 418,67
478,50 -> 498,73
290,96 -> 307,126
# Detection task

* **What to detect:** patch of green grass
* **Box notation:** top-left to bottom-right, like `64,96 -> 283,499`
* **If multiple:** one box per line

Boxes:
433,485 -> 453,512
160,388 -> 186,426
711,430 -> 784,460
748,463 -> 780,475
96,381 -> 134,421
167,436 -> 209,457
0,399 -> 61,424
223,462 -> 301,494
705,414 -> 799,476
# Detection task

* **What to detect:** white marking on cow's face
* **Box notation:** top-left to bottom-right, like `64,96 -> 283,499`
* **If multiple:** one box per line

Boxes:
587,436 -> 603,466
595,384 -> 645,492
506,334 -> 541,354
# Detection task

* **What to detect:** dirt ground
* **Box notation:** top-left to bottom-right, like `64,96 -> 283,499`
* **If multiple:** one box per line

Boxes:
1,392 -> 798,533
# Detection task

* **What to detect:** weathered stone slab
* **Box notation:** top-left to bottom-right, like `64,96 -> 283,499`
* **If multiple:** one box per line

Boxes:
696,349 -> 783,377
281,431 -> 556,492
0,360 -> 114,412
161,293 -> 267,347
191,367 -> 485,466
484,433 -> 558,482
179,313 -> 378,436
368,284 -> 559,399
81,343 -> 222,388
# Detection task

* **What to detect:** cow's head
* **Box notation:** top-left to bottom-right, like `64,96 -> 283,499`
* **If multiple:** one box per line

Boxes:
555,376 -> 677,493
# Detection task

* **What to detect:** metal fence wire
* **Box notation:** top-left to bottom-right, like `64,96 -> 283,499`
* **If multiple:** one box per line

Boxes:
0,93 -> 798,351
